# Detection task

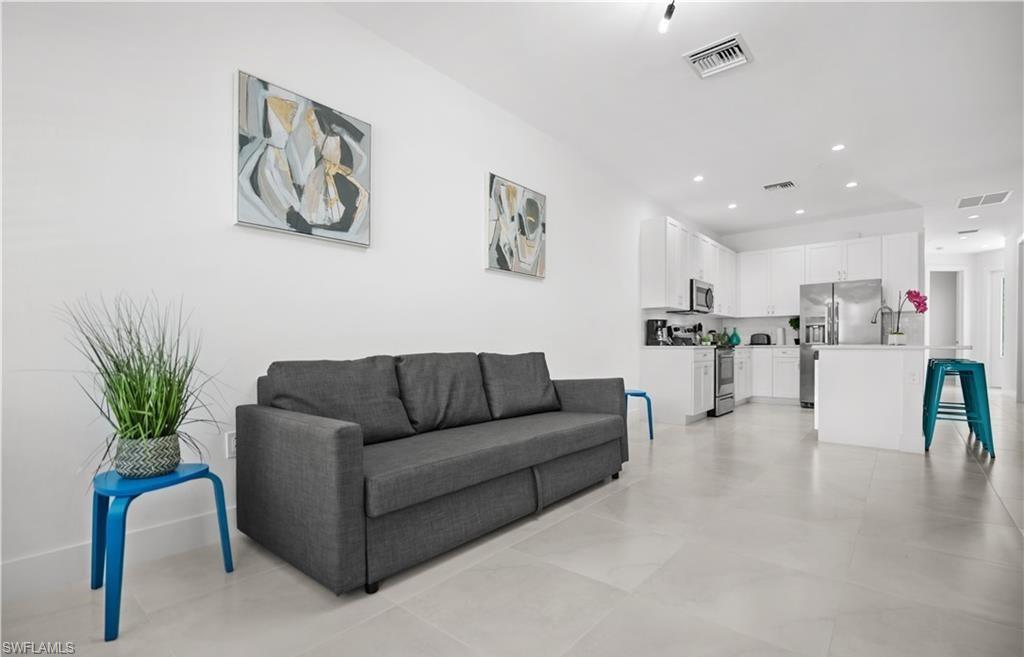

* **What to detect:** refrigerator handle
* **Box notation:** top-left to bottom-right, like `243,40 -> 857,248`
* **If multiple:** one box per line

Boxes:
833,301 -> 840,344
825,301 -> 833,345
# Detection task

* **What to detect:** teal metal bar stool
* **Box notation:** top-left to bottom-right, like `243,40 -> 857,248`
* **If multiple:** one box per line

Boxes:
92,463 -> 233,640
625,389 -> 654,440
923,359 -> 994,457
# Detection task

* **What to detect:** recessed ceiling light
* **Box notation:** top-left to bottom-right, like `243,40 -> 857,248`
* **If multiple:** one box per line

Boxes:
657,0 -> 675,34
795,209 -> 805,215
693,175 -> 704,182
831,144 -> 846,151
845,181 -> 858,188
960,235 -> 969,240
727,203 -> 737,209
968,214 -> 980,219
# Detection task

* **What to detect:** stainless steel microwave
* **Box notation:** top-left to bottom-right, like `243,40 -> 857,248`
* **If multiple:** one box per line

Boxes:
689,279 -> 714,313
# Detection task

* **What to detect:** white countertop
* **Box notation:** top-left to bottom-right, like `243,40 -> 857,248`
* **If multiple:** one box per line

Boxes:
814,344 -> 973,351
641,345 -> 715,349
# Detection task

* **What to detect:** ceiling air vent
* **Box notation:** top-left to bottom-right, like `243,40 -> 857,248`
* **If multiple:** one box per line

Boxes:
957,190 -> 1013,208
763,180 -> 796,191
958,229 -> 979,235
686,34 -> 752,79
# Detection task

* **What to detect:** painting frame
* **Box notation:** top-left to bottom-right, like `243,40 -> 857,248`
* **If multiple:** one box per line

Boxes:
486,173 -> 547,279
235,71 -> 372,248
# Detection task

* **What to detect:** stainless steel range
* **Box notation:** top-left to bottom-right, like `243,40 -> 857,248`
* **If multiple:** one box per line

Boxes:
708,346 -> 734,417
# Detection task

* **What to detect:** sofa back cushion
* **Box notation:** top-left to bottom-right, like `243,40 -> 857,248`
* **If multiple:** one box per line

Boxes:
478,352 -> 561,419
265,357 -> 414,444
395,353 -> 492,433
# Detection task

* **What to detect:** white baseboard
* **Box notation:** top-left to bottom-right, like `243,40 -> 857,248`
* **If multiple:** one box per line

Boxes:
2,506 -> 238,605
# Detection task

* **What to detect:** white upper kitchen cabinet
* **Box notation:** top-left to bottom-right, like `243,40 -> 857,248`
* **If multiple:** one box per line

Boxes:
640,217 -> 688,310
738,250 -> 771,317
844,236 -> 883,281
716,247 -> 737,316
697,236 -> 718,284
805,241 -> 844,284
769,246 -> 805,316
804,237 -> 881,284
881,231 -> 922,306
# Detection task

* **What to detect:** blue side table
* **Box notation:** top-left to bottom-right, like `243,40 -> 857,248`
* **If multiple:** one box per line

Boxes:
91,463 -> 233,641
625,389 -> 654,440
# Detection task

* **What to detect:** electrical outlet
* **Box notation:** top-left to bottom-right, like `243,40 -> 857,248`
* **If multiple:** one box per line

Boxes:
224,431 -> 236,459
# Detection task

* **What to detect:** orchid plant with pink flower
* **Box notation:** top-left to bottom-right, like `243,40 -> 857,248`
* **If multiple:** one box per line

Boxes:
893,289 -> 928,334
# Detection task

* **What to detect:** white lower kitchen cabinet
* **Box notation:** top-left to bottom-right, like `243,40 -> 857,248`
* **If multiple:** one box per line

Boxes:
772,349 -> 800,399
735,351 -> 752,402
693,361 -> 715,413
751,348 -> 774,397
639,347 -> 717,424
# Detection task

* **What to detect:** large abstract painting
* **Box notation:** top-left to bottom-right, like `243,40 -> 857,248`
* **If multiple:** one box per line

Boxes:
237,72 -> 371,246
487,174 -> 546,278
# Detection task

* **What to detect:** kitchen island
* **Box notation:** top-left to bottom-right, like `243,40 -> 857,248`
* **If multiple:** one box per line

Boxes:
814,345 -> 972,453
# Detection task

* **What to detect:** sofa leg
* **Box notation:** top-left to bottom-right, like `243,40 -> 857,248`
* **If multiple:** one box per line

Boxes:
365,581 -> 380,595
611,472 -> 620,480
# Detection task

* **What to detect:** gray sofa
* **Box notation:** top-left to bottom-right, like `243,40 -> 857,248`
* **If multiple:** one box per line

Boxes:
236,352 -> 627,594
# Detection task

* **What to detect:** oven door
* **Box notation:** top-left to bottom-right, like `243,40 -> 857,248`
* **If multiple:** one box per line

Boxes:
690,279 -> 714,313
716,350 -> 735,395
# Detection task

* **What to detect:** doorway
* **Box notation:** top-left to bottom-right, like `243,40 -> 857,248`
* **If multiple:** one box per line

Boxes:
988,270 -> 1006,388
928,270 -> 961,361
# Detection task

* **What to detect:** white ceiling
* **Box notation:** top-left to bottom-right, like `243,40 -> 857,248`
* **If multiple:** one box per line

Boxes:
338,2 -> 1023,254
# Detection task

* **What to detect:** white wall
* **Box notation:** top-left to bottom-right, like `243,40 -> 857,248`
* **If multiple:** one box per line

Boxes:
1,3 -> 683,599
718,208 -> 924,252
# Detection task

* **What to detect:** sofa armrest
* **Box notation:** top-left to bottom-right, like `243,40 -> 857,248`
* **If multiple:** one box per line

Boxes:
553,378 -> 628,463
236,405 -> 365,594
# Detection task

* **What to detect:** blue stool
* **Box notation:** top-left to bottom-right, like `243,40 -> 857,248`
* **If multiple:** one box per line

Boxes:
91,463 -> 233,640
625,389 -> 654,441
923,359 -> 994,458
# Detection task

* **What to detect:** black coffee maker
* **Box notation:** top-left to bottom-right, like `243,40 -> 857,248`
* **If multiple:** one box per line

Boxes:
645,319 -> 669,346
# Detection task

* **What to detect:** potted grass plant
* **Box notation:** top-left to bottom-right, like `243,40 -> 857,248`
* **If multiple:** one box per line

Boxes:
65,296 -> 211,478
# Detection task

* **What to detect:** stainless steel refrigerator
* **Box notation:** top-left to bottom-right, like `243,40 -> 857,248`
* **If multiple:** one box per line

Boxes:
799,279 -> 883,408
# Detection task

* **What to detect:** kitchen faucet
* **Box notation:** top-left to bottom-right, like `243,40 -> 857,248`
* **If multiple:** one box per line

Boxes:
870,302 -> 893,324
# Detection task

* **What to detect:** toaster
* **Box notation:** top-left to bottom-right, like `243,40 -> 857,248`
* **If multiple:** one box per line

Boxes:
750,333 -> 771,346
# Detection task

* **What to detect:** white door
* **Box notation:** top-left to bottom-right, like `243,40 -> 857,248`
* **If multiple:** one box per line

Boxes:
770,246 -> 805,316
665,219 -> 685,308
844,236 -> 882,281
751,348 -> 773,396
773,356 -> 800,398
988,270 -> 1006,387
805,242 -> 844,284
928,270 -> 960,361
739,250 -> 771,316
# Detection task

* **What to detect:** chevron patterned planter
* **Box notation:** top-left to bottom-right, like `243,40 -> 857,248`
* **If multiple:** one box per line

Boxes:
114,434 -> 181,479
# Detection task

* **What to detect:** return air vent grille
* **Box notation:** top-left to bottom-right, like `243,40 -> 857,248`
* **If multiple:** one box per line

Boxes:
686,34 -> 752,78
957,229 -> 979,235
763,180 -> 796,191
957,190 -> 1012,208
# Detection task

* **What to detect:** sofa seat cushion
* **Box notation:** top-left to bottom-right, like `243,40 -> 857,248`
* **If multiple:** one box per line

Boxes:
396,353 -> 492,433
363,411 -> 623,517
265,357 -> 414,444
478,352 -> 560,419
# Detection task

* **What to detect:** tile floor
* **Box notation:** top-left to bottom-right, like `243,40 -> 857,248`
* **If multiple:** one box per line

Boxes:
3,392 -> 1022,657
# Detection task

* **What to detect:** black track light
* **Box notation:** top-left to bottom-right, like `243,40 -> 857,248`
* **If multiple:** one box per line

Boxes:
658,1 -> 676,34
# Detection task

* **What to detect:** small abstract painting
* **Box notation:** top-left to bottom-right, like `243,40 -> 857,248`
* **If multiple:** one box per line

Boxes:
487,174 -> 546,278
237,72 -> 371,246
